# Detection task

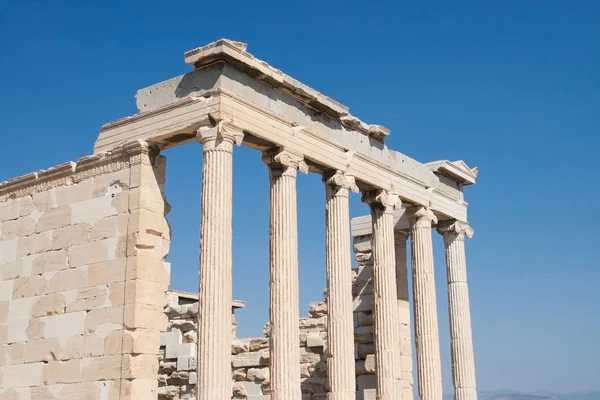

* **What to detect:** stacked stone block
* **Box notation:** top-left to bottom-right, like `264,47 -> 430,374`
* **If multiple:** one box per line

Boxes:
0,141 -> 171,399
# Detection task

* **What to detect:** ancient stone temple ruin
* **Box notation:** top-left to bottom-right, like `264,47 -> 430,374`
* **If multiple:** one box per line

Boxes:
0,39 -> 479,400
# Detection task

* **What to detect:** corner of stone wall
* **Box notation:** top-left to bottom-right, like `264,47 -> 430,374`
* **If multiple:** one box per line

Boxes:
119,141 -> 171,399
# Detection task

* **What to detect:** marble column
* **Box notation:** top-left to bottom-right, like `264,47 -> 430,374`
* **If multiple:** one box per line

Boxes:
196,121 -> 243,400
394,230 -> 414,400
262,147 -> 308,400
407,206 -> 443,400
361,189 -> 401,400
323,171 -> 358,400
437,221 -> 477,400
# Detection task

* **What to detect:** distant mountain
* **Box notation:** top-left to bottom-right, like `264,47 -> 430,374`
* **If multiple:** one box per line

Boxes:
484,395 -> 561,400
439,390 -> 600,400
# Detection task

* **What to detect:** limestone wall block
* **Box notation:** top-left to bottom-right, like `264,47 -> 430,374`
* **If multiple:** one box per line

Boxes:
0,280 -> 14,302
31,293 -> 67,317
43,359 -> 81,384
299,347 -> 322,364
59,381 -> 104,399
308,301 -> 327,317
353,294 -> 374,312
124,303 -> 167,330
354,326 -> 373,343
232,338 -> 250,354
51,223 -> 90,249
0,302 -> 7,323
1,362 -> 43,388
0,324 -> 8,344
71,196 -> 119,226
232,350 -> 267,368
122,329 -> 161,355
31,249 -> 68,275
32,191 -> 57,212
357,312 -> 373,327
17,232 -> 52,257
85,306 -> 124,334
122,353 -> 159,379
128,209 -> 170,238
0,345 -> 6,365
0,238 -> 17,265
88,259 -> 126,285
0,200 -> 20,222
357,374 -> 376,390
124,279 -> 167,307
5,297 -> 36,323
81,355 -> 122,381
89,215 -> 120,241
127,187 -> 165,214
120,378 -> 159,400
19,196 -> 35,217
357,343 -> 374,359
69,238 -> 116,267
36,206 -> 71,233
247,367 -> 269,381
12,275 -> 47,299
1,217 -> 36,240
46,268 -> 87,293
92,168 -> 130,197
55,180 -> 94,207
62,334 -> 104,359
0,259 -> 23,281
125,256 -> 169,285
41,311 -> 85,342
249,337 -> 269,352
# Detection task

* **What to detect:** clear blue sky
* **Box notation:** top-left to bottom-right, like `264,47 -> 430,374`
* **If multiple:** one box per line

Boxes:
1,0 -> 598,395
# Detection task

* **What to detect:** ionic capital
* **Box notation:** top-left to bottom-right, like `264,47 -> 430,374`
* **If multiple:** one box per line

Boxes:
322,170 -> 359,193
406,206 -> 438,228
196,121 -> 244,151
361,189 -> 401,213
436,220 -> 474,240
262,147 -> 308,175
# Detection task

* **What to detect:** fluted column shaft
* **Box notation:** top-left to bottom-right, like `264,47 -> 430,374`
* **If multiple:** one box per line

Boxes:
362,190 -> 401,400
263,148 -> 307,400
196,122 -> 243,400
407,206 -> 443,400
324,171 -> 358,400
438,221 -> 477,400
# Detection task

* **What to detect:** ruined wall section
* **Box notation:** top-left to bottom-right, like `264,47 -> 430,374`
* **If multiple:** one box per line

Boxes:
0,141 -> 171,399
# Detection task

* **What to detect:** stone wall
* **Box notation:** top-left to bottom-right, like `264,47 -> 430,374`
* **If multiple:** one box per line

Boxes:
158,232 -> 414,400
0,141 -> 171,399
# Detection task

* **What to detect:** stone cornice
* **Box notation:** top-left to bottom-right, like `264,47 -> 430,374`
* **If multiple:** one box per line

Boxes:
0,140 -> 153,202
183,39 -> 390,142
426,159 -> 479,186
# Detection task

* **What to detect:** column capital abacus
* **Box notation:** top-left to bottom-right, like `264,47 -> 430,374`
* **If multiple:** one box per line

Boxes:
406,206 -> 438,228
262,147 -> 308,176
361,189 -> 401,213
322,170 -> 359,193
196,120 -> 244,151
436,220 -> 474,240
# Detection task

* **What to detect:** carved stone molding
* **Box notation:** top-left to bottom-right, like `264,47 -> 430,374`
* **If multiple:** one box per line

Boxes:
361,189 -> 401,213
0,140 -> 155,202
406,206 -> 438,228
262,147 -> 308,176
196,120 -> 244,152
322,170 -> 359,193
437,220 -> 474,240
